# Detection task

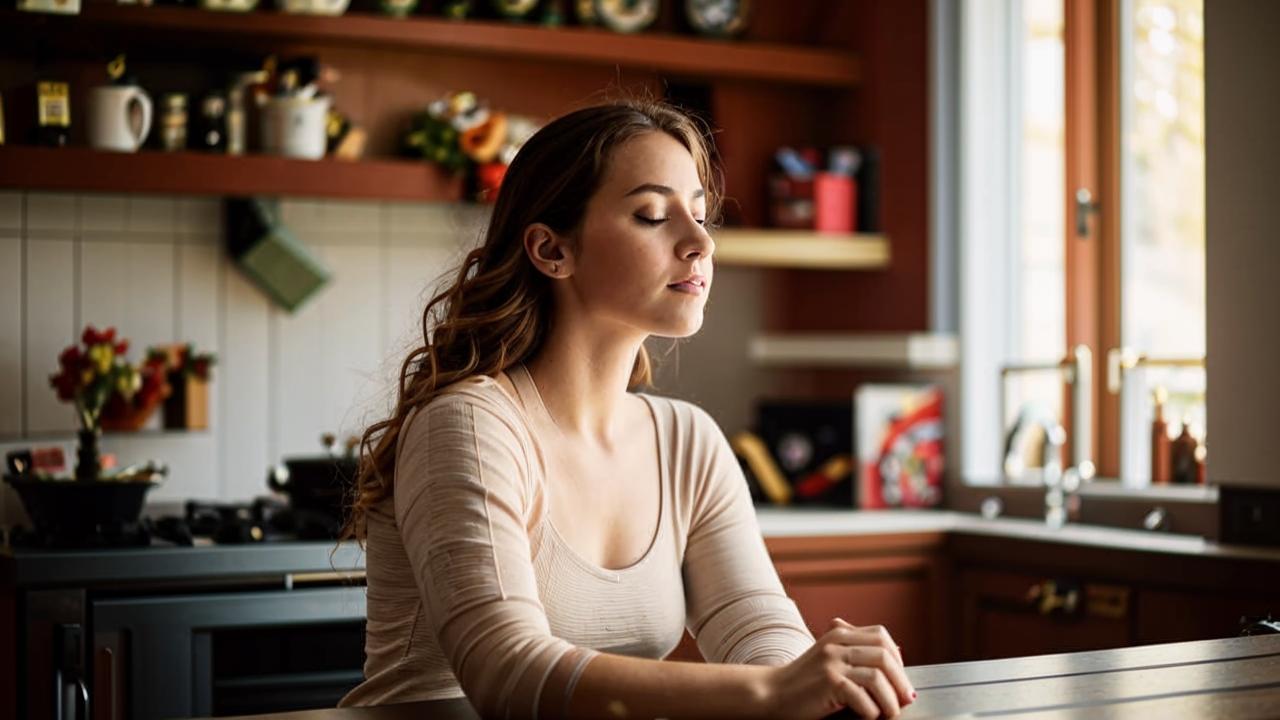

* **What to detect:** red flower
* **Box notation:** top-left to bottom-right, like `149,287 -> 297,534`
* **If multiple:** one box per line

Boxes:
59,345 -> 82,370
81,325 -> 101,346
114,340 -> 129,356
49,370 -> 78,402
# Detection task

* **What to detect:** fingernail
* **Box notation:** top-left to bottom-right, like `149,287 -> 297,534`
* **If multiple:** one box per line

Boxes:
912,691 -> 918,699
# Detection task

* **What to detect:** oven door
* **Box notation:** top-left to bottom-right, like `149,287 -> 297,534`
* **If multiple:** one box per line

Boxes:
92,585 -> 366,720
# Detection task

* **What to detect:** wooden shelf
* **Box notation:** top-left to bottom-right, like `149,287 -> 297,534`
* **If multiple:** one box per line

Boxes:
749,333 -> 959,369
2,5 -> 862,87
0,145 -> 463,202
712,229 -> 890,270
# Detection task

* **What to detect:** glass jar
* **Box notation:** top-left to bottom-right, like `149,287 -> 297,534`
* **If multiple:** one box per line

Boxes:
161,93 -> 187,151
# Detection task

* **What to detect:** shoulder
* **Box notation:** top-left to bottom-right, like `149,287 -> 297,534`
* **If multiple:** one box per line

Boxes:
401,374 -> 532,453
638,392 -> 720,434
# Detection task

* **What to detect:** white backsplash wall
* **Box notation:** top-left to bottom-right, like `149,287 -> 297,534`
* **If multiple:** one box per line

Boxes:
0,190 -> 771,510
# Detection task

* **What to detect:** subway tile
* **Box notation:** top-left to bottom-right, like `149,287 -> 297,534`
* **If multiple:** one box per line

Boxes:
318,199 -> 383,234
26,193 -> 78,232
127,195 -> 177,233
79,194 -> 129,232
0,192 -> 22,232
177,197 -> 222,234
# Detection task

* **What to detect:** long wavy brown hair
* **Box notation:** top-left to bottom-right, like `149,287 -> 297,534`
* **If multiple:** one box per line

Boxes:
342,98 -> 723,543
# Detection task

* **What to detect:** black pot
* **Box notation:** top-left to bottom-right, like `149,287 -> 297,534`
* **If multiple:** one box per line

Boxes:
267,455 -> 358,520
4,475 -> 160,540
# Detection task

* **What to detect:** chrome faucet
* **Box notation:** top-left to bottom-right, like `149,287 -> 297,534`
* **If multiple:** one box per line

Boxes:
1000,345 -> 1096,527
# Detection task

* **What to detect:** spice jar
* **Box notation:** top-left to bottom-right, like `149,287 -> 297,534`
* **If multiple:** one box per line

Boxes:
161,93 -> 187,151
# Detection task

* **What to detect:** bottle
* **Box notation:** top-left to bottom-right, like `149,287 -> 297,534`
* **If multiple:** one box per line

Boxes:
35,80 -> 72,147
1171,420 -> 1197,485
1151,387 -> 1172,484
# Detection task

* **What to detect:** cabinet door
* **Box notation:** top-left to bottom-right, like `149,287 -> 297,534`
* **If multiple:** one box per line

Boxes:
776,555 -> 939,664
1136,589 -> 1280,645
957,567 -> 1132,660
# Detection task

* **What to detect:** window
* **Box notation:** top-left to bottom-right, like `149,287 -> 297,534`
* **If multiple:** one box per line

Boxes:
960,0 -> 1206,487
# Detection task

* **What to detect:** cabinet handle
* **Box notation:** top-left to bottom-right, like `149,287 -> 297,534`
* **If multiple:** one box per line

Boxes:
94,646 -> 114,720
1026,580 -> 1080,616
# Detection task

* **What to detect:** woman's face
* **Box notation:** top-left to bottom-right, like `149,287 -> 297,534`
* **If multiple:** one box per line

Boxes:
565,131 -> 715,339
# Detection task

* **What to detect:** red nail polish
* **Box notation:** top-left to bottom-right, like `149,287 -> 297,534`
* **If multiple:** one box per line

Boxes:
912,691 -> 918,699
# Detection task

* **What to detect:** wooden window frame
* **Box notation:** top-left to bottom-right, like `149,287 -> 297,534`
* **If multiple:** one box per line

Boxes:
1064,0 -> 1122,479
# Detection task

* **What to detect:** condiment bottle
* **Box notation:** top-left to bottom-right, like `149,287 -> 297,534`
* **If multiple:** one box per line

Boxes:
1151,387 -> 1172,484
1171,420 -> 1197,484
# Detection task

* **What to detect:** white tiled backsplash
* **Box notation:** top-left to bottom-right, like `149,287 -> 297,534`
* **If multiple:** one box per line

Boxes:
0,191 -> 772,510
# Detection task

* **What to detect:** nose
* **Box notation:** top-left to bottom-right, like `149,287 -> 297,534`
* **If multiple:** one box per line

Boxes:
678,221 -> 715,261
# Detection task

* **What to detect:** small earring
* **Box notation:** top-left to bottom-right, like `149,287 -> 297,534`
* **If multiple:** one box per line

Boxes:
551,263 -> 559,275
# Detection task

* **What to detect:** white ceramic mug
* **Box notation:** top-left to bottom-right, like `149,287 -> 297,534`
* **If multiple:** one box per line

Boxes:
260,95 -> 331,160
88,85 -> 153,153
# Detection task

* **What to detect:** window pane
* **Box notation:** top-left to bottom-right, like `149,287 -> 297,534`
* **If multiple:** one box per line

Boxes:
1004,0 -> 1067,483
1119,0 -> 1206,484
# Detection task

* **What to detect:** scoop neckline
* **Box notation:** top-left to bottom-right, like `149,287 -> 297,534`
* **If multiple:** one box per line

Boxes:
502,365 -> 668,579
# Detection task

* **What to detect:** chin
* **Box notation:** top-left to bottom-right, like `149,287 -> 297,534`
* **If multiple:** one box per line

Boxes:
656,312 -> 705,338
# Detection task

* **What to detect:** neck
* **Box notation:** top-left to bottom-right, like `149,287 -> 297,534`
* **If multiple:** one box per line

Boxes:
523,316 -> 644,449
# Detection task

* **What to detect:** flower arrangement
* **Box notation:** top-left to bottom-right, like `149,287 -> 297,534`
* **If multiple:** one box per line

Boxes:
49,325 -> 170,433
402,90 -> 539,202
164,343 -> 217,381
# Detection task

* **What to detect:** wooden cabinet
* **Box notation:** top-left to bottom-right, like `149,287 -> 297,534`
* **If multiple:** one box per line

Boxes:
948,529 -> 1280,662
955,567 -> 1132,660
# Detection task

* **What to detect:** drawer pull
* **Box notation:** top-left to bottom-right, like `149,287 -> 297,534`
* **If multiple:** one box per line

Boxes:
1086,585 -> 1130,620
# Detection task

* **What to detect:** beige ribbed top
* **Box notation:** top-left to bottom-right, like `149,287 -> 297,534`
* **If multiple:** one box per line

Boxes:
339,365 -> 813,718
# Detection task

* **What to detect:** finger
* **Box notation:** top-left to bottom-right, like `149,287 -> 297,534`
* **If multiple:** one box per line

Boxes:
849,666 -> 901,718
846,645 -> 916,705
855,624 -> 904,668
835,676 -> 881,720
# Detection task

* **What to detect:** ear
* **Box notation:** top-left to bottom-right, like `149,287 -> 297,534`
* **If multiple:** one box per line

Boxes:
523,223 -> 574,279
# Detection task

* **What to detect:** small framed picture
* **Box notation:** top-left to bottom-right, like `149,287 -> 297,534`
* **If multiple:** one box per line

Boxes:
855,384 -> 945,509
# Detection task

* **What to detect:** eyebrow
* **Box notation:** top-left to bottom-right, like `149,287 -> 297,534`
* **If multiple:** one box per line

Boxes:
623,183 -> 706,200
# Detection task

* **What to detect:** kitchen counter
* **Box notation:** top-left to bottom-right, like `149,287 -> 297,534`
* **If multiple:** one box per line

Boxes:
5,507 -> 1280,589
210,634 -> 1280,720
755,507 -> 1280,563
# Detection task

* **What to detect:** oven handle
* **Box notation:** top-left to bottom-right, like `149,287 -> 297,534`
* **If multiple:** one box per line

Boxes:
61,675 -> 88,720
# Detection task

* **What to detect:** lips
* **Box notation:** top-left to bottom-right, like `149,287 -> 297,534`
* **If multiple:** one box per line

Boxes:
667,274 -> 707,295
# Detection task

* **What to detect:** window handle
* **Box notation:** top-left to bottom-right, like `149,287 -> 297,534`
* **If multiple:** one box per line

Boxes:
1075,188 -> 1100,238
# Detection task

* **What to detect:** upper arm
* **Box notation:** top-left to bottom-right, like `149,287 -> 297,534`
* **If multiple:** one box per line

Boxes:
394,393 -> 594,717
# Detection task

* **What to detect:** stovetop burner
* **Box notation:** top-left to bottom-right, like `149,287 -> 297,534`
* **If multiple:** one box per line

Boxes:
9,520 -> 152,550
10,497 -> 345,550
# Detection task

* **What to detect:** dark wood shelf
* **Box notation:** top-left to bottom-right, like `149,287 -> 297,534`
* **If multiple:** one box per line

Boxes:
2,4 -> 861,87
0,145 -> 464,202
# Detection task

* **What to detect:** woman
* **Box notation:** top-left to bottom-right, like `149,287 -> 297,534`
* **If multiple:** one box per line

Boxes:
340,99 -> 916,719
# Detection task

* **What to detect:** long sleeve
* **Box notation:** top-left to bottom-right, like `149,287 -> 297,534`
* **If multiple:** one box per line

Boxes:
680,404 -> 815,665
394,392 -> 597,719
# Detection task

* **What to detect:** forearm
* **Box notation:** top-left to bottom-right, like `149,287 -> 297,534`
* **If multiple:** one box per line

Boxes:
539,651 -> 776,720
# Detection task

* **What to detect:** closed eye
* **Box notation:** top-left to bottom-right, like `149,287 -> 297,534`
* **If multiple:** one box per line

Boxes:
634,214 -> 707,226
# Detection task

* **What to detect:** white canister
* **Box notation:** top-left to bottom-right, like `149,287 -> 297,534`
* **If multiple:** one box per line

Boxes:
260,95 -> 331,160
88,85 -> 153,153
